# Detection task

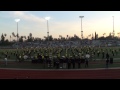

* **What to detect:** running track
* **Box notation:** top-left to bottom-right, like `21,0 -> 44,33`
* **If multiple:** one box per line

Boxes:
0,68 -> 120,79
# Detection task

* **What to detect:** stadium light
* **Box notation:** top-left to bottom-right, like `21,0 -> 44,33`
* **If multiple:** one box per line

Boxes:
112,16 -> 114,38
45,17 -> 50,20
79,16 -> 84,45
15,19 -> 20,22
45,17 -> 50,41
15,19 -> 20,48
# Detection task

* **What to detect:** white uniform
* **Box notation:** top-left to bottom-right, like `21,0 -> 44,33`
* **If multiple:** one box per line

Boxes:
85,54 -> 90,59
24,55 -> 28,60
5,58 -> 7,66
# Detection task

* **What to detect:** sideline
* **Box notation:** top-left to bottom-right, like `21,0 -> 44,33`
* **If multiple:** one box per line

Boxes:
1,67 -> 120,71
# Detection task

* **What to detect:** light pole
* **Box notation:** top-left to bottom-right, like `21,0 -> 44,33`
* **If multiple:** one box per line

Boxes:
15,19 -> 20,47
112,16 -> 114,38
103,33 -> 106,46
79,16 -> 84,45
45,17 -> 50,41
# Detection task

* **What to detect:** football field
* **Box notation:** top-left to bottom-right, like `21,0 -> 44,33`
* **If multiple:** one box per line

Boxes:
0,46 -> 120,69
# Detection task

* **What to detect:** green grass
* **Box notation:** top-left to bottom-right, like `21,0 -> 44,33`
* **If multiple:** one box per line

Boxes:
0,61 -> 120,69
0,46 -> 120,69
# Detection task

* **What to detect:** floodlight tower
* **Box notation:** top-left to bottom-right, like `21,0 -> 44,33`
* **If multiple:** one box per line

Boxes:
45,17 -> 50,41
15,19 -> 20,46
79,16 -> 84,46
79,16 -> 84,40
112,16 -> 115,38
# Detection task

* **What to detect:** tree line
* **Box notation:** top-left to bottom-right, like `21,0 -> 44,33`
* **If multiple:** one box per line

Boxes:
0,32 -> 120,46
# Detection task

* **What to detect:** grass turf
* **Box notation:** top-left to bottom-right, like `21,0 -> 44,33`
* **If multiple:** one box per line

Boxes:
0,46 -> 120,69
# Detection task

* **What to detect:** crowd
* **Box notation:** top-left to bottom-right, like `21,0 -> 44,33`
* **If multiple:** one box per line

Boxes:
11,39 -> 120,49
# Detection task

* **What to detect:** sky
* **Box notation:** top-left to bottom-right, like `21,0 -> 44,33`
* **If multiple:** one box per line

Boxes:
0,11 -> 120,41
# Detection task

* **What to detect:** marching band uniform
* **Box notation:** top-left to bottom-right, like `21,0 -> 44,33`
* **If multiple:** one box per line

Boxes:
67,57 -> 71,69
106,53 -> 109,68
85,53 -> 90,68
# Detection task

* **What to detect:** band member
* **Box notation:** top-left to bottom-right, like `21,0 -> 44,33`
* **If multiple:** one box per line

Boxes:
53,56 -> 56,68
62,56 -> 67,69
78,56 -> 81,68
115,49 -> 117,55
112,50 -> 114,56
102,51 -> 105,60
106,53 -> 109,68
71,57 -> 75,69
19,54 -> 21,62
85,53 -> 90,68
4,57 -> 7,66
67,57 -> 71,69
97,51 -> 100,57
56,59 -> 60,69
48,57 -> 52,68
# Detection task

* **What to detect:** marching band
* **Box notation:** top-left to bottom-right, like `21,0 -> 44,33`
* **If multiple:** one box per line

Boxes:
0,45 -> 117,69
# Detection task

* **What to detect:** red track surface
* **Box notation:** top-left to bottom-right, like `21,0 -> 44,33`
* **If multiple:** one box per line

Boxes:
0,68 -> 120,79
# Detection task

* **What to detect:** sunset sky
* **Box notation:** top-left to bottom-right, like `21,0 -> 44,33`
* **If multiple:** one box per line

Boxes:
0,11 -> 120,41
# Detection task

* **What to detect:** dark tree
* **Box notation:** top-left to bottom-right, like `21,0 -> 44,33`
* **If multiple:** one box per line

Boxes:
19,36 -> 24,42
1,33 -> 5,43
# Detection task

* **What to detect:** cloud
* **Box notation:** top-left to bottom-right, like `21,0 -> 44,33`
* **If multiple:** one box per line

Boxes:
44,21 -> 83,38
2,11 -> 120,40
10,11 -> 46,23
